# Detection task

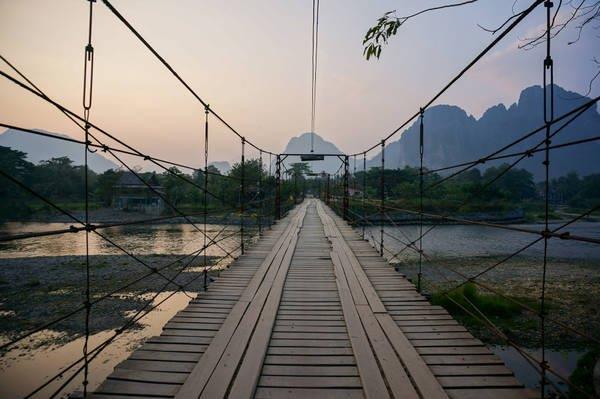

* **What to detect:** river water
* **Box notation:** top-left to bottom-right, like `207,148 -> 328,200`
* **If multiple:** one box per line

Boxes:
364,221 -> 600,260
1,221 -> 597,260
0,221 -> 597,397
0,222 -> 247,259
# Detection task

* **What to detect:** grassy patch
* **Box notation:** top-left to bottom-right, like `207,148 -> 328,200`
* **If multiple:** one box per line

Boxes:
432,283 -> 523,318
431,283 -> 543,344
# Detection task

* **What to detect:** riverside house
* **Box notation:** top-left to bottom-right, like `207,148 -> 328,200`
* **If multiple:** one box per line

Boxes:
112,172 -> 165,215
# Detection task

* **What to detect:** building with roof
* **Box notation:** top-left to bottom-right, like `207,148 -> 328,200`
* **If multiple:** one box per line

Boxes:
112,172 -> 165,215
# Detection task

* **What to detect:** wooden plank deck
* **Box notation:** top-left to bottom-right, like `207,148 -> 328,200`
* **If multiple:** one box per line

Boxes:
93,199 -> 536,399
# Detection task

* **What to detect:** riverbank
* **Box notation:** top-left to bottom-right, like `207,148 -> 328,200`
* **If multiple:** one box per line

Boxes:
393,255 -> 599,349
0,207 -> 274,225
0,254 -> 226,352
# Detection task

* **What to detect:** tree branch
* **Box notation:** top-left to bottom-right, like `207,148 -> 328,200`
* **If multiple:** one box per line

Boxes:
363,0 -> 479,60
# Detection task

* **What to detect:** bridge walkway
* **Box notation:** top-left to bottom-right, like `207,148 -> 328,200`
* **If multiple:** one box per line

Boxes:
93,199 -> 535,399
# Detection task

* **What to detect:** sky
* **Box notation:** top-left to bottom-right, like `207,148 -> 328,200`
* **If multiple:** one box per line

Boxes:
1,0 -> 598,167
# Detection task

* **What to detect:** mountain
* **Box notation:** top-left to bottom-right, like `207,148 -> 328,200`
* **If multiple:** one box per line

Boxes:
279,132 -> 344,174
0,128 -> 119,172
366,85 -> 600,179
209,161 -> 231,174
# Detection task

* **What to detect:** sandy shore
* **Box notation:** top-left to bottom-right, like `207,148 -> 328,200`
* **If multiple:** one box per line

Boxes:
0,254 -> 224,351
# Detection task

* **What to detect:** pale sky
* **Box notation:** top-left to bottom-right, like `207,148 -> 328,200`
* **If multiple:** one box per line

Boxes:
1,0 -> 598,167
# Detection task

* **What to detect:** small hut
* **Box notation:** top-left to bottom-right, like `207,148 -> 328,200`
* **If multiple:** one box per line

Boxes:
112,172 -> 165,215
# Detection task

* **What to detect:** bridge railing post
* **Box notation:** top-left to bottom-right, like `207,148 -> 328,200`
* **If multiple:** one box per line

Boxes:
240,137 -> 245,255
362,152 -> 366,239
258,150 -> 262,236
343,155 -> 349,220
326,173 -> 330,205
417,108 -> 425,292
380,140 -> 385,256
540,1 -> 554,396
203,104 -> 210,291
275,155 -> 281,219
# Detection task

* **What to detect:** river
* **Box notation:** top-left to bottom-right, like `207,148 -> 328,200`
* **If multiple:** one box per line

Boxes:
0,222 -> 248,259
1,221 -> 597,260
0,221 -> 597,397
363,221 -> 600,260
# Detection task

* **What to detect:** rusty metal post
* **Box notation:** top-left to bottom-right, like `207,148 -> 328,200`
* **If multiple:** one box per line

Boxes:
326,173 -> 330,205
343,155 -> 349,220
258,150 -> 262,236
275,155 -> 281,219
380,140 -> 385,256
240,137 -> 245,255
362,152 -> 367,239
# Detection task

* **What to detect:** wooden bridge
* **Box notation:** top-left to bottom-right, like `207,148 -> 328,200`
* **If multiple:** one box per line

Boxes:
93,199 -> 535,399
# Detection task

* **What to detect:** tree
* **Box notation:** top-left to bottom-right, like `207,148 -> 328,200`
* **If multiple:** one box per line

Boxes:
0,146 -> 35,218
362,1 -> 600,92
95,169 -> 123,206
33,156 -> 95,202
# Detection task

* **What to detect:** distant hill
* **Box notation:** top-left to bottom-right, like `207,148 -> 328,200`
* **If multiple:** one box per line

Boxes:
209,161 -> 231,174
279,132 -> 344,174
0,128 -> 119,173
366,85 -> 599,179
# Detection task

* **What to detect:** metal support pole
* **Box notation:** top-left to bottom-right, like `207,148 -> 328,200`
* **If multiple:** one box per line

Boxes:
417,108 -> 425,292
203,105 -> 210,291
326,173 -> 330,205
353,155 -> 357,193
380,140 -> 385,256
343,155 -> 349,220
240,137 -> 245,255
294,171 -> 298,204
540,1 -> 554,396
362,152 -> 366,239
258,150 -> 263,236
275,155 -> 281,219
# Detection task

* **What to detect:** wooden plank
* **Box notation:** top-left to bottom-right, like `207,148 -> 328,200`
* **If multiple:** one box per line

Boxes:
227,214 -> 303,398
254,387 -> 365,399
198,205 -> 307,399
355,305 -> 419,399
258,376 -> 362,388
261,365 -> 359,376
320,202 -> 445,399
175,206 -> 306,399
330,250 -> 390,399
376,313 -> 449,399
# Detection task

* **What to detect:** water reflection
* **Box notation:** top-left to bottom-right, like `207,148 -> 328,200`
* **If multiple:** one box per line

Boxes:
493,346 -> 584,396
0,291 -> 193,399
0,223 -> 245,259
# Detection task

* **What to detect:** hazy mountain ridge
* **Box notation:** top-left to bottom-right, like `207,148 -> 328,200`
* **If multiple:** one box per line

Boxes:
0,128 -> 118,173
279,132 -> 344,174
366,85 -> 600,179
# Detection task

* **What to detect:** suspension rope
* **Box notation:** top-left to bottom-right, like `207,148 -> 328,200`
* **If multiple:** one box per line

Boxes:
81,1 -> 95,392
540,1 -> 554,394
310,0 -> 320,152
380,140 -> 385,256
99,0 -> 275,156
0,71 -> 242,207
417,108 -> 424,292
362,152 -> 367,239
240,137 -> 246,254
0,214 -> 240,354
203,105 -> 209,291
258,150 -> 263,235
351,0 -> 544,156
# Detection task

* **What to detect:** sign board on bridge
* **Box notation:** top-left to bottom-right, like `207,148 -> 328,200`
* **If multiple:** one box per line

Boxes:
300,154 -> 325,161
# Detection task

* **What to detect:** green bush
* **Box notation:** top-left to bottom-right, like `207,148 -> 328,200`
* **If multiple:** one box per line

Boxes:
432,283 -> 522,318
